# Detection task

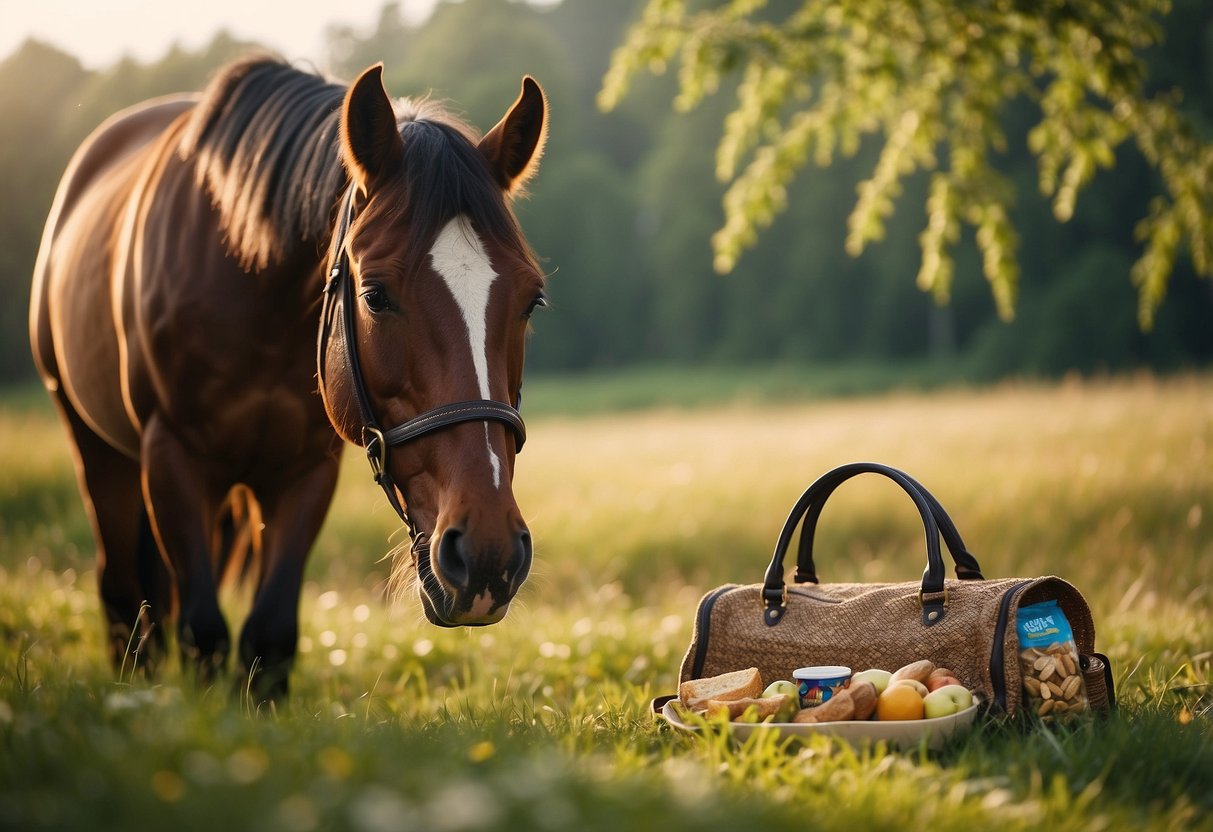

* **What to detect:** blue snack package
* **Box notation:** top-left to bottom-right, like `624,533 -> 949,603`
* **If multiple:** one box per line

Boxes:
1016,600 -> 1073,649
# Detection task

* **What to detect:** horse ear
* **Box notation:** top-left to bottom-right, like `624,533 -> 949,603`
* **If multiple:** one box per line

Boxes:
341,64 -> 403,195
479,77 -> 548,196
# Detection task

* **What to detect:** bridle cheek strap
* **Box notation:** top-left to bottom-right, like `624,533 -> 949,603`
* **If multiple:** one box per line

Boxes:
318,188 -> 527,530
362,402 -> 526,526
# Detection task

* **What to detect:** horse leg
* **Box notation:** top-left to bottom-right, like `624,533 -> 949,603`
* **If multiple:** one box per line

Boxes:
140,416 -> 229,680
238,459 -> 339,702
49,391 -> 170,672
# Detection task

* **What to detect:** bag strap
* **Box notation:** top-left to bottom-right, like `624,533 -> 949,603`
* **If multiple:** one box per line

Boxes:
761,462 -> 985,628
794,468 -> 984,583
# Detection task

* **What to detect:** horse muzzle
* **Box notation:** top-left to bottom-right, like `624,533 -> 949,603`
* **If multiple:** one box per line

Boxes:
416,524 -> 532,627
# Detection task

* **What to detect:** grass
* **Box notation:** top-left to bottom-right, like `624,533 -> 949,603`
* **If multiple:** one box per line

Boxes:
1,371 -> 1211,831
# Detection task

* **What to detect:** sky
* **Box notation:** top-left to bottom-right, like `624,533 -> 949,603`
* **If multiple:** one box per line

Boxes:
0,0 -> 443,70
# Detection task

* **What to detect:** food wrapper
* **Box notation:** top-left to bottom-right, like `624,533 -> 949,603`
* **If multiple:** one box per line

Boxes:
1015,600 -> 1089,716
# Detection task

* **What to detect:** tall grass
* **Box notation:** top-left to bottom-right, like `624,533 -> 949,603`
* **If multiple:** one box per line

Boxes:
0,373 -> 1210,830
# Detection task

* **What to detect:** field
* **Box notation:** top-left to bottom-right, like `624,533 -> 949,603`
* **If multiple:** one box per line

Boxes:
1,372 -> 1210,831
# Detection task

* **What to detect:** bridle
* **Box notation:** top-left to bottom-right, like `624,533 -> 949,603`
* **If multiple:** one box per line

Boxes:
317,188 -> 527,535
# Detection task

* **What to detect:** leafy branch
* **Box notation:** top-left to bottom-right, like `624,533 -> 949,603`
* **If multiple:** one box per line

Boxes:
599,0 -> 1212,327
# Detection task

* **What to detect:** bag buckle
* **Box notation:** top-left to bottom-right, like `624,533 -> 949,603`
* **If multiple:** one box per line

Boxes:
918,586 -> 949,625
917,586 -> 949,608
761,584 -> 788,611
761,584 -> 789,627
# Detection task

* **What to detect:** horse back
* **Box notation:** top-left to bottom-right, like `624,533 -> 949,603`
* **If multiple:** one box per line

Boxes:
30,95 -> 197,457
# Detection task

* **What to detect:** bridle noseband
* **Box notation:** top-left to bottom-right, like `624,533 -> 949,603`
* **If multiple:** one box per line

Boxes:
317,188 -> 526,532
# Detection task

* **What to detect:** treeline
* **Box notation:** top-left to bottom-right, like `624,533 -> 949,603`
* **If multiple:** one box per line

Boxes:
1,0 -> 1210,385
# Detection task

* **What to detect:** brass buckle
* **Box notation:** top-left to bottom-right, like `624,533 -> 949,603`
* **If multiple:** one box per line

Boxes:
918,586 -> 950,608
760,584 -> 789,611
364,426 -> 387,482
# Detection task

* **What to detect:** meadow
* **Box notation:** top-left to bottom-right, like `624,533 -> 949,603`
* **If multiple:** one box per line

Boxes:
0,371 -> 1210,831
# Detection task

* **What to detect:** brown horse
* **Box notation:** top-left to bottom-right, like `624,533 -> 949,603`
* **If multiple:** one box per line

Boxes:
29,56 -> 549,698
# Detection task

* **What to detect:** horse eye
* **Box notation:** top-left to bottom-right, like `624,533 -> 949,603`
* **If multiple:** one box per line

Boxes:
524,293 -> 549,319
361,287 -> 392,314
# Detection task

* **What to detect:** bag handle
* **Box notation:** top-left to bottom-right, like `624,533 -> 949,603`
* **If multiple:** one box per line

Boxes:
794,468 -> 984,584
761,462 -> 985,628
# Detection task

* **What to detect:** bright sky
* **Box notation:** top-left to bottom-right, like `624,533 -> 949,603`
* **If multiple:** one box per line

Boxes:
0,0 -> 443,70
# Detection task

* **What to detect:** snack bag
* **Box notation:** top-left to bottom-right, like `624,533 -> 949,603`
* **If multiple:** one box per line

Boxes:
1016,600 -> 1089,716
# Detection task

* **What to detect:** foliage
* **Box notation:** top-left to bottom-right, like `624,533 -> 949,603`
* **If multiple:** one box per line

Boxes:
600,0 -> 1213,328
1,376 -> 1212,829
0,0 -> 1210,389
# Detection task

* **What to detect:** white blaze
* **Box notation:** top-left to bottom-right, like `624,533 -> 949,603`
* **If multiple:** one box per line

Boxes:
429,215 -> 503,488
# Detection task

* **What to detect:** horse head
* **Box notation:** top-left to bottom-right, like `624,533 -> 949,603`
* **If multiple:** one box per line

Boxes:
320,65 -> 547,628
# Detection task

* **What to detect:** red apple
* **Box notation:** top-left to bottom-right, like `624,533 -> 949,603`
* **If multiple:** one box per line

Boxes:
926,675 -> 963,692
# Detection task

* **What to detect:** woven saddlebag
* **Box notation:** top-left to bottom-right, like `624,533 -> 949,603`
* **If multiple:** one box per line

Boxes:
679,462 -> 1114,714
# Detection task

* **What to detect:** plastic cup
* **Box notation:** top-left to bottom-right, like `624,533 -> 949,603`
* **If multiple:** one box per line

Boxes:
793,665 -> 852,708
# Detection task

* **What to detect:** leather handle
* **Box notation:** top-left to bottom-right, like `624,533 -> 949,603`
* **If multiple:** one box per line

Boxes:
761,462 -> 985,626
794,468 -> 983,583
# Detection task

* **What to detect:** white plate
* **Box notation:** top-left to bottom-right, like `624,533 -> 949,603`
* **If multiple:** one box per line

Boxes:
661,699 -> 982,750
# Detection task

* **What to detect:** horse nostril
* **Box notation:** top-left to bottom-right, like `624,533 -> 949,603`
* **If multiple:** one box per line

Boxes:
510,529 -> 533,588
435,527 -> 469,591
435,525 -> 532,597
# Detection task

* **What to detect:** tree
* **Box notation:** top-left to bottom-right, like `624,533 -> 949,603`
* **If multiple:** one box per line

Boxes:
0,41 -> 88,381
598,0 -> 1213,328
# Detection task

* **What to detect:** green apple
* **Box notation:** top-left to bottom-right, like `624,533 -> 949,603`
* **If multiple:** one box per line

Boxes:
851,669 -> 892,694
923,684 -> 974,719
762,680 -> 799,699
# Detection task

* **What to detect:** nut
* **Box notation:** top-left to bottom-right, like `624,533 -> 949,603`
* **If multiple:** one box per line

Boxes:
1019,637 -> 1089,716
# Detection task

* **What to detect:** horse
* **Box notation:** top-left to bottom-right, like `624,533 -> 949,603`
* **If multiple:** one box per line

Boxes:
28,55 -> 549,699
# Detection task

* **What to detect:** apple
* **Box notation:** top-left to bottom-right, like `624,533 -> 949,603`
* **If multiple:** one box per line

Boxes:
762,680 -> 799,699
851,669 -> 892,694
926,675 -> 963,692
891,678 -> 929,697
923,684 -> 974,719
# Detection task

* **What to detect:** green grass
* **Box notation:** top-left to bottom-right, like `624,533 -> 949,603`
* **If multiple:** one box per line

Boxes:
1,372 -> 1211,831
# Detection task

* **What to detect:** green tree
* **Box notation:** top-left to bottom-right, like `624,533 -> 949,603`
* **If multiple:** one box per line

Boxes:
0,41 -> 88,381
599,0 -> 1213,328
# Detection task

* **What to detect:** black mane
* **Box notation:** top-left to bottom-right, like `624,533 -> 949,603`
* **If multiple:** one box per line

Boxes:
180,56 -> 533,274
181,56 -> 346,271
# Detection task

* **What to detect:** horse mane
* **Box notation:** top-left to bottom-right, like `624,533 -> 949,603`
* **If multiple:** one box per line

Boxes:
181,56 -> 535,274
180,56 -> 346,271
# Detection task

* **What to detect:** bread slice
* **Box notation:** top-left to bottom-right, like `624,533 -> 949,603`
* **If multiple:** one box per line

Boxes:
703,694 -> 790,721
679,667 -> 763,711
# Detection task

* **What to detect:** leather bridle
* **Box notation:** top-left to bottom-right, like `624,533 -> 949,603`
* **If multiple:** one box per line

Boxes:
317,188 -> 527,534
